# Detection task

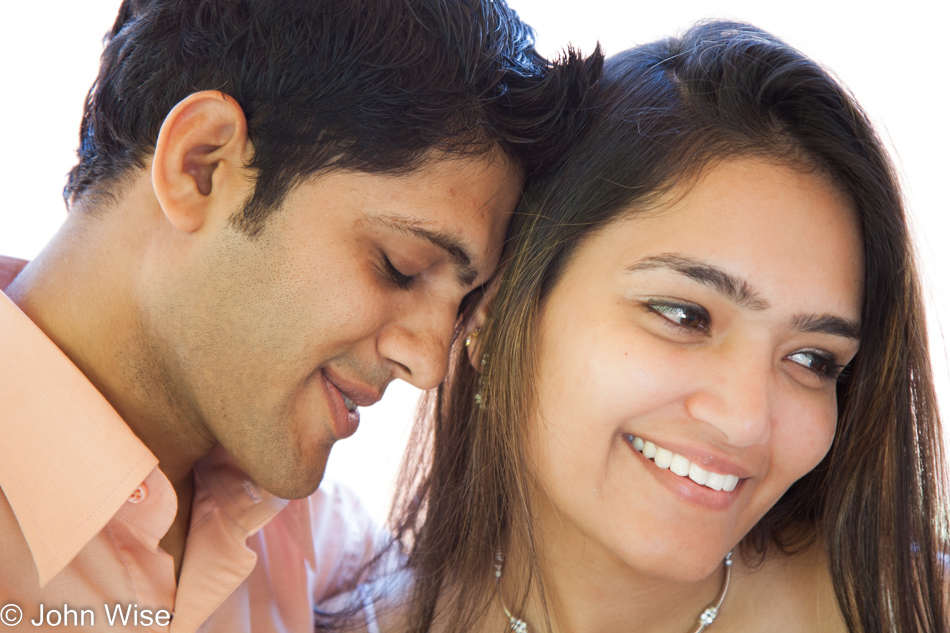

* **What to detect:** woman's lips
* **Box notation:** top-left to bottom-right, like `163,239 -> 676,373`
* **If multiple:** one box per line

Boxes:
623,433 -> 748,511
625,434 -> 740,491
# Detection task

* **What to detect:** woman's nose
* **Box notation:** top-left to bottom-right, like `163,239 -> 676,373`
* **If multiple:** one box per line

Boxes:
684,344 -> 773,447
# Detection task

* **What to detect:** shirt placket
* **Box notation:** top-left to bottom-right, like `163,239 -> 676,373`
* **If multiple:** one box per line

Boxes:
108,467 -> 179,631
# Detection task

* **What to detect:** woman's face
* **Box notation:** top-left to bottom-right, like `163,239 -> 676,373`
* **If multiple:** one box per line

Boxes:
527,157 -> 863,582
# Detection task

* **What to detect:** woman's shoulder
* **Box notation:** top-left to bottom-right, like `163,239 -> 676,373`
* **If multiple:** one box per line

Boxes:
723,539 -> 848,633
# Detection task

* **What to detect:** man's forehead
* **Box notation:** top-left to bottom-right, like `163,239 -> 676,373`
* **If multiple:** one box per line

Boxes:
412,148 -> 522,192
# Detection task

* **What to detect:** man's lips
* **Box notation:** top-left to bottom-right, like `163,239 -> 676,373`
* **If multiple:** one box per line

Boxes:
321,369 -> 383,408
322,376 -> 360,440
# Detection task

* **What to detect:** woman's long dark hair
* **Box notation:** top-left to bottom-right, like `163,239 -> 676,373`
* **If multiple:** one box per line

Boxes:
387,20 -> 948,633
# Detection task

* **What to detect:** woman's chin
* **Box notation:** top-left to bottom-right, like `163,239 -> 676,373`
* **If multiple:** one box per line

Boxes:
609,541 -> 736,586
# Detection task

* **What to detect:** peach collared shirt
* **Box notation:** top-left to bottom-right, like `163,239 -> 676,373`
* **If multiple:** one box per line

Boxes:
0,257 -> 379,632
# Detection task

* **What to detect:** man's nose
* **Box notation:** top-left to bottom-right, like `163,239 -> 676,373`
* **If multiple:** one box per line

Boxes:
377,300 -> 456,391
683,342 -> 773,448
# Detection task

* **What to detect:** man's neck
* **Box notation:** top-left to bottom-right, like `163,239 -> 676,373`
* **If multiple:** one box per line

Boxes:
5,180 -> 216,525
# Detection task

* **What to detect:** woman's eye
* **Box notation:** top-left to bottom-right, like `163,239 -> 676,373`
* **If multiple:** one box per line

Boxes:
786,350 -> 844,382
646,302 -> 710,334
382,255 -> 415,289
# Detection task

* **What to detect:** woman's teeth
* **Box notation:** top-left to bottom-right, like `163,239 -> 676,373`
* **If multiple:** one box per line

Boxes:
342,395 -> 357,412
625,435 -> 739,492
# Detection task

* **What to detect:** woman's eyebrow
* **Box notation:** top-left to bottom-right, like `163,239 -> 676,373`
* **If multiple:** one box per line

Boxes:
369,213 -> 479,286
627,253 -> 769,310
627,253 -> 862,340
792,313 -> 861,340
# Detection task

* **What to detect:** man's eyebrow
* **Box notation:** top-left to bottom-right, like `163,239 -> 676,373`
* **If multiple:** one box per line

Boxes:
627,254 -> 770,311
371,214 -> 479,286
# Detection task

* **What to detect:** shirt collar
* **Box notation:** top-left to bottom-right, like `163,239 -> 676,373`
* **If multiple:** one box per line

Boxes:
0,256 -> 27,288
0,289 -> 159,586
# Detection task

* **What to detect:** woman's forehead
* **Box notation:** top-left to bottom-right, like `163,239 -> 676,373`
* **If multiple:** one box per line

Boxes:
568,157 -> 864,319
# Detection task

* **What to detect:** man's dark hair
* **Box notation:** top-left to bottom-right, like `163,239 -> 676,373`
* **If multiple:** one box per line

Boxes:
65,0 -> 602,235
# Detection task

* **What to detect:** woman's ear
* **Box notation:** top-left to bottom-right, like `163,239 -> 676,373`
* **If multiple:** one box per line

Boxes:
463,280 -> 500,371
151,91 -> 253,233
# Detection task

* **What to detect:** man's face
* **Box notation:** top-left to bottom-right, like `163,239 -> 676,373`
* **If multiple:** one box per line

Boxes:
142,153 -> 520,498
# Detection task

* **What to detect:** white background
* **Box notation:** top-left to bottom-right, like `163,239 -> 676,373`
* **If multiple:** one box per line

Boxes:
2,1 -> 946,523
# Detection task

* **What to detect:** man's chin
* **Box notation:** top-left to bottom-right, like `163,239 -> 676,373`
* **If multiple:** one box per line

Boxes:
239,451 -> 330,500
251,475 -> 323,501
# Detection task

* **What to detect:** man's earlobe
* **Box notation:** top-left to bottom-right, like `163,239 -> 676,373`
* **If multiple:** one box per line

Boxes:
151,91 -> 252,233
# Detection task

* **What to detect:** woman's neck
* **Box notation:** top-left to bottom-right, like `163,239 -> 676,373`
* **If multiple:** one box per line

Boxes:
493,500 -> 732,633
486,532 -> 845,633
493,540 -> 726,633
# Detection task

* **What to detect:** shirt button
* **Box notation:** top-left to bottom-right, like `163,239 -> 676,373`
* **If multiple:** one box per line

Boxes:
127,483 -> 148,504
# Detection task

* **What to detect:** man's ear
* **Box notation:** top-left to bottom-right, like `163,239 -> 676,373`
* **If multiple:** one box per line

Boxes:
151,91 -> 252,233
